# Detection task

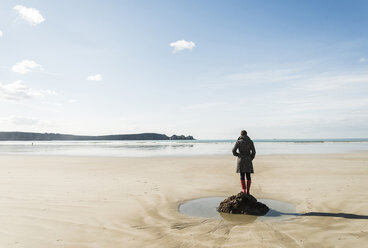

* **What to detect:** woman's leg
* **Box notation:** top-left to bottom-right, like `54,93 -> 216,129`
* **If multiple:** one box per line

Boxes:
246,173 -> 251,195
246,173 -> 251,181
240,172 -> 245,180
240,172 -> 246,192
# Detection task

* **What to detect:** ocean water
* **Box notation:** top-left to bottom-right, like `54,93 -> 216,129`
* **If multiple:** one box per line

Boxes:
0,139 -> 367,157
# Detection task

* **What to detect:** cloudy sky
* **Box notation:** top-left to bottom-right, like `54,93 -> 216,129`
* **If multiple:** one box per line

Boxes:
0,0 -> 368,139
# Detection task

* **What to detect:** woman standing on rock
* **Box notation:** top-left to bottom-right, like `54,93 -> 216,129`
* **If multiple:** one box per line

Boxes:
232,130 -> 256,195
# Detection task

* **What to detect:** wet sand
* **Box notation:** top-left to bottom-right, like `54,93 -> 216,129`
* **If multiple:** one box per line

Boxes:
0,153 -> 367,247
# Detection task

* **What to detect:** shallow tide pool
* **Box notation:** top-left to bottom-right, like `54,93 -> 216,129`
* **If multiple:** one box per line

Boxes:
178,197 -> 299,223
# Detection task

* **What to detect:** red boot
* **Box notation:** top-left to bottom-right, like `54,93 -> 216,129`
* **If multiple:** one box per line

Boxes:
246,180 -> 251,195
240,180 -> 246,193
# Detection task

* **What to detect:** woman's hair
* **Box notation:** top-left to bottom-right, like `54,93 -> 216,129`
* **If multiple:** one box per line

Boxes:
241,130 -> 247,136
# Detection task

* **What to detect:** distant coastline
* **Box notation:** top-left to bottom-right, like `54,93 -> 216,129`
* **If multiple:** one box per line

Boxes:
0,132 -> 195,141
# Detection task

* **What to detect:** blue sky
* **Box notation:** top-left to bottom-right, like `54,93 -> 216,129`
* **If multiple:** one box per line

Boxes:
0,0 -> 368,139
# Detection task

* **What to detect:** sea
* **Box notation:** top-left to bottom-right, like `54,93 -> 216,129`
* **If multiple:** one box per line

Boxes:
0,139 -> 368,157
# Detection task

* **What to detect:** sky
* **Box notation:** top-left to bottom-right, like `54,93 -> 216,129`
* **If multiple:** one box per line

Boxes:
0,0 -> 368,139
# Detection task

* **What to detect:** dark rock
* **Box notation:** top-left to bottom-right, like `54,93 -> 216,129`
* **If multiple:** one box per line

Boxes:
217,192 -> 269,216
169,134 -> 195,140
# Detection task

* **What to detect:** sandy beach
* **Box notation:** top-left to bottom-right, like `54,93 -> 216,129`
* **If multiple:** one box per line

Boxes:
0,153 -> 367,247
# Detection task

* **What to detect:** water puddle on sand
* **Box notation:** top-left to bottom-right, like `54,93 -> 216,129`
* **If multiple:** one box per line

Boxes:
178,197 -> 300,223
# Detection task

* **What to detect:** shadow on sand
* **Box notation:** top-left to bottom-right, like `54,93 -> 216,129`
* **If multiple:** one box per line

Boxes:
269,210 -> 368,220
300,212 -> 368,219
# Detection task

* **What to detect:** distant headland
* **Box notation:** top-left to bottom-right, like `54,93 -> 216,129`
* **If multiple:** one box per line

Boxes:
0,132 -> 195,141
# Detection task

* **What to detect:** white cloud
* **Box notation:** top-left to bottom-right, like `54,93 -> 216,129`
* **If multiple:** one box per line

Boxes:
13,5 -> 45,25
217,66 -> 368,136
87,74 -> 103,81
10,116 -> 39,125
225,67 -> 368,92
0,80 -> 55,101
170,40 -> 196,53
183,102 -> 230,110
360,57 -> 366,63
40,100 -> 62,107
294,74 -> 368,92
0,116 -> 55,127
12,60 -> 44,74
226,69 -> 302,84
0,30 -> 3,37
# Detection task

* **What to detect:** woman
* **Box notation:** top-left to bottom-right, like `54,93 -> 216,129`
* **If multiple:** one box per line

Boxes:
232,130 -> 256,195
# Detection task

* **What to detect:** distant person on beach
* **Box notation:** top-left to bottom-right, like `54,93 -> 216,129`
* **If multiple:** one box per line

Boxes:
232,130 -> 256,195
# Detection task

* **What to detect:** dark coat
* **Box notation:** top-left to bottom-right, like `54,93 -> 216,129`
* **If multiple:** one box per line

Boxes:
232,135 -> 256,173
